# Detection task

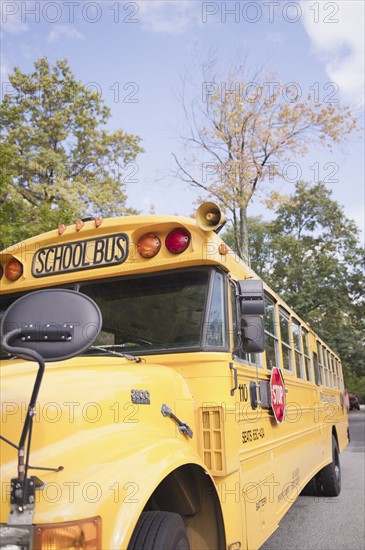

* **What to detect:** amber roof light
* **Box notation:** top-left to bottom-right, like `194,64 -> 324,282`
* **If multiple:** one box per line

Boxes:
138,233 -> 161,258
5,259 -> 23,281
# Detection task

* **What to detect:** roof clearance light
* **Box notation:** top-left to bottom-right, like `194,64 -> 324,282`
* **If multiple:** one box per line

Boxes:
165,228 -> 190,254
138,233 -> 161,258
75,219 -> 84,231
5,259 -> 23,281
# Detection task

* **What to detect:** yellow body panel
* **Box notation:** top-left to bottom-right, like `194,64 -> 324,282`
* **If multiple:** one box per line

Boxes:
0,213 -> 349,549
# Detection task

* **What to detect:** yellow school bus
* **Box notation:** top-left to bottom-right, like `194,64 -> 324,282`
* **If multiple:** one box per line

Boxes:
0,203 -> 349,550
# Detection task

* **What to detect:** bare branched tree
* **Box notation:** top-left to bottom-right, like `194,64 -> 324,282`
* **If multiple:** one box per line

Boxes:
173,61 -> 358,262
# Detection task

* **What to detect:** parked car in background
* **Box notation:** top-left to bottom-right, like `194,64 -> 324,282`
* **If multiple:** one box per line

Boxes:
349,395 -> 361,410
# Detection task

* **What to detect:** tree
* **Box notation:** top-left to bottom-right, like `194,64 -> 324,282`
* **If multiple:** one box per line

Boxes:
224,181 -> 364,398
174,62 -> 358,262
0,57 -> 144,249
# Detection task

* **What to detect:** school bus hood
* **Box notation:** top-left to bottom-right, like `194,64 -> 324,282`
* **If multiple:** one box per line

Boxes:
0,356 -> 199,523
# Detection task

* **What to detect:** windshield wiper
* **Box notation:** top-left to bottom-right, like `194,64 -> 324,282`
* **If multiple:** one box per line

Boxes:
88,345 -> 142,363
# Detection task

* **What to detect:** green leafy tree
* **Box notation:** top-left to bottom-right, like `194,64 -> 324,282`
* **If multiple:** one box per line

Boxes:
0,57 -> 144,249
223,181 -> 364,399
175,62 -> 358,262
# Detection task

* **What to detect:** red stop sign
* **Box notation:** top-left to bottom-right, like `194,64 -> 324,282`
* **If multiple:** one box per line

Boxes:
270,367 -> 286,423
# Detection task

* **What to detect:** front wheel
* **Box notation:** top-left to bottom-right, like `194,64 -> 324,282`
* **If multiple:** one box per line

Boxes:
128,511 -> 190,550
320,435 -> 341,496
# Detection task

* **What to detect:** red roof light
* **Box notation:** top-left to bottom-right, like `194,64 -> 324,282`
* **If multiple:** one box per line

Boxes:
165,228 -> 190,254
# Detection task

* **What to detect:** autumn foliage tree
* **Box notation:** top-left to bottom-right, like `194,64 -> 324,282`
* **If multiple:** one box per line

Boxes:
0,57 -> 144,249
174,64 -> 358,262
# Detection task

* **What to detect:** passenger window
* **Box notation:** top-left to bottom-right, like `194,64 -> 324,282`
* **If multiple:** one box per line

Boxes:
337,360 -> 344,390
279,308 -> 293,372
316,343 -> 324,385
328,354 -> 334,388
302,328 -> 312,381
264,296 -> 280,370
323,349 -> 330,387
313,352 -> 320,386
332,356 -> 338,388
292,320 -> 303,379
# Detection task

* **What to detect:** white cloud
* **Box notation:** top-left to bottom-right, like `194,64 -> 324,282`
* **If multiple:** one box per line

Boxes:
137,0 -> 198,35
301,0 -> 364,108
47,25 -> 85,43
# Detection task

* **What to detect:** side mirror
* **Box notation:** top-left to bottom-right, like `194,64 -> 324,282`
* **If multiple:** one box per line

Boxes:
1,289 -> 102,362
241,316 -> 265,353
238,280 -> 265,353
238,279 -> 265,315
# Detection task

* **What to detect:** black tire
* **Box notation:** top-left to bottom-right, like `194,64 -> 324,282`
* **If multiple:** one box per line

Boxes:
320,435 -> 341,497
301,474 -> 321,496
128,511 -> 190,550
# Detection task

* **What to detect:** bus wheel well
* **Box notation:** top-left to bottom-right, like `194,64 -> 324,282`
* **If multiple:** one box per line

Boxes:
332,426 -> 339,447
142,464 -> 225,550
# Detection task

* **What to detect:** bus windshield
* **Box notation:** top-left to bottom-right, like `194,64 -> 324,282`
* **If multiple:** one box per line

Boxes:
0,268 -> 227,358
81,269 -> 211,354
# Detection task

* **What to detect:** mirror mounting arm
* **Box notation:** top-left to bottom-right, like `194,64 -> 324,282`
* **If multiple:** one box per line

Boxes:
0,289 -> 102,517
2,329 -> 45,480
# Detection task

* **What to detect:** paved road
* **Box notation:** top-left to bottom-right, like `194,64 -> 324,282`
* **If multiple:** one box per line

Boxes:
260,409 -> 365,550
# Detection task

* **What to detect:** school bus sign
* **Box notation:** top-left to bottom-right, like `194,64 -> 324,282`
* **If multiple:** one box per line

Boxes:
31,234 -> 129,277
270,367 -> 286,423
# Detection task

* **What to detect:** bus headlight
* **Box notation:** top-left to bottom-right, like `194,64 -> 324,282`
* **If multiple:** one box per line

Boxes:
33,517 -> 101,550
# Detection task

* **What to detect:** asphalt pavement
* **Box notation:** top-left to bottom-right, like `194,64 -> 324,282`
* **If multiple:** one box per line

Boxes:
260,408 -> 365,550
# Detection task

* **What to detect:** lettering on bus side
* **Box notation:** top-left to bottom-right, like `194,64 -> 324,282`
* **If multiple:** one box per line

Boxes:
320,392 -> 336,404
242,428 -> 265,444
32,234 -> 128,277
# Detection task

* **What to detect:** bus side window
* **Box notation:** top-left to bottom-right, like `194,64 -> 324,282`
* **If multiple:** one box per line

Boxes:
292,319 -> 304,379
322,346 -> 327,386
324,350 -> 331,387
313,352 -> 321,386
264,295 -> 279,370
279,308 -> 293,372
302,328 -> 312,381
329,354 -> 335,388
337,359 -> 342,389
317,342 -> 324,385
333,356 -> 338,388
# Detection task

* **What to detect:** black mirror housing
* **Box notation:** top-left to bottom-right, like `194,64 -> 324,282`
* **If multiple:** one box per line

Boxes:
241,315 -> 265,353
1,289 -> 102,362
238,280 -> 265,315
237,280 -> 265,353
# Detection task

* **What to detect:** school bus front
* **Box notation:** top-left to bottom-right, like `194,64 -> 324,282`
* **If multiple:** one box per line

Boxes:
0,205 -> 349,550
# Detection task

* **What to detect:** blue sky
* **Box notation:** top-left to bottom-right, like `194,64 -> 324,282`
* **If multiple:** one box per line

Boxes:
1,0 -> 364,232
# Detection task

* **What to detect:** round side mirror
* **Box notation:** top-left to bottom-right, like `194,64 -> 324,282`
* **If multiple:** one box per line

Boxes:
1,289 -> 102,362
